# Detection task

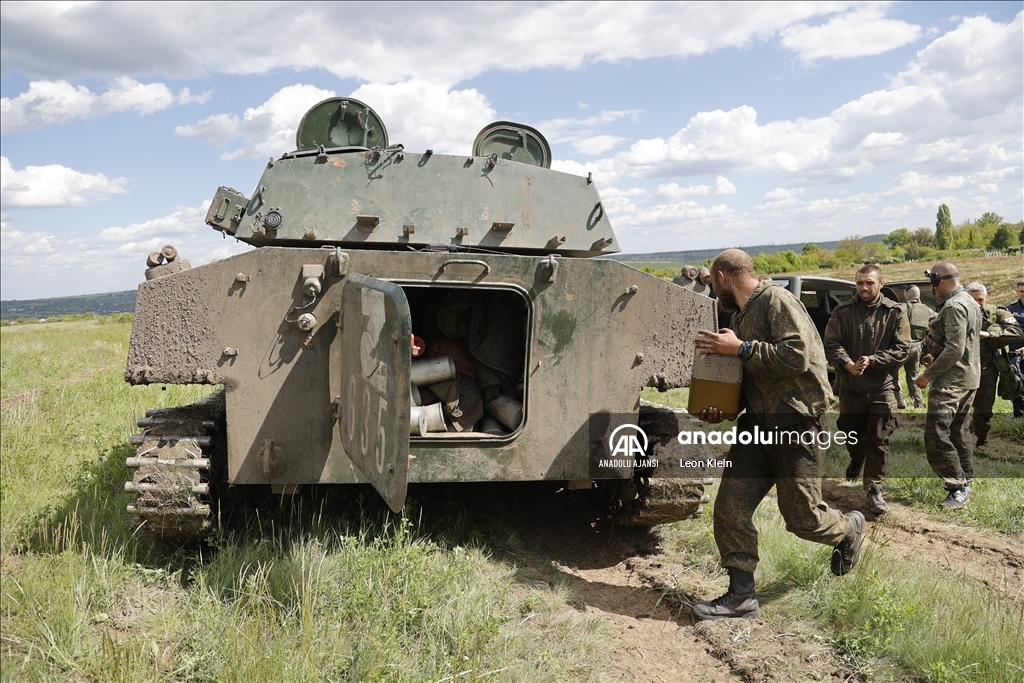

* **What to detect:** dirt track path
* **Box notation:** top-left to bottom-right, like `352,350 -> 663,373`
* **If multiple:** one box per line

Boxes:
504,487 -> 852,682
821,480 -> 1024,603
494,453 -> 1023,682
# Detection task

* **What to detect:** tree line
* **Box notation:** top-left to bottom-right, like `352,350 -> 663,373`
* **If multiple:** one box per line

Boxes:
642,205 -> 1023,278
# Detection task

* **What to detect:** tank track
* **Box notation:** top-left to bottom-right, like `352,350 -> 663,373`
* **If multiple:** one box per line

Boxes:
125,389 -> 225,539
607,476 -> 713,526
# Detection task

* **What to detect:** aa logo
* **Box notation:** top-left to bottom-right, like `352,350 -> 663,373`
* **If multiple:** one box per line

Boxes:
608,424 -> 649,459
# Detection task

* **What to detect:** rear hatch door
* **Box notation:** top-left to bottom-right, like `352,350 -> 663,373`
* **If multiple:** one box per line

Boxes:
338,274 -> 412,512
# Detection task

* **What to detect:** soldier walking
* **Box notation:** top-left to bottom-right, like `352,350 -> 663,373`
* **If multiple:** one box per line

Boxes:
965,282 -> 1022,446
824,265 -> 910,514
915,262 -> 981,509
894,286 -> 934,409
690,249 -> 865,621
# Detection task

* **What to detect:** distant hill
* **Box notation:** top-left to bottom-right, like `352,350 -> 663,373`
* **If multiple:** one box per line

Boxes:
1,234 -> 887,318
609,234 -> 886,264
1,290 -> 136,320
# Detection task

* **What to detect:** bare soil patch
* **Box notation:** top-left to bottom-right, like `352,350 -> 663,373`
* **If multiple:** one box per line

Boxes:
1,363 -> 121,410
822,480 -> 1024,603
471,469 -> 1024,682
488,485 -> 853,682
1,389 -> 43,410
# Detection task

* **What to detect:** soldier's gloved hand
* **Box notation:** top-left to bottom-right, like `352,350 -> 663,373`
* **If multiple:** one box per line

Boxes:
698,406 -> 725,424
921,353 -> 934,367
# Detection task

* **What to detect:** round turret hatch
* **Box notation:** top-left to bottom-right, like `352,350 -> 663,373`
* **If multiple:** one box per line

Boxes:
296,97 -> 389,150
472,122 -> 551,168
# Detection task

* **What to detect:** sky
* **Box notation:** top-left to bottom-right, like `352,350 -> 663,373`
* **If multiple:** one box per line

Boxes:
1,1 -> 1021,300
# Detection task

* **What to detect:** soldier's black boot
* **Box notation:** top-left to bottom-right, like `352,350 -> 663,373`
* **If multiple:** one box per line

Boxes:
831,511 -> 866,576
845,459 -> 863,482
867,484 -> 888,515
692,568 -> 760,620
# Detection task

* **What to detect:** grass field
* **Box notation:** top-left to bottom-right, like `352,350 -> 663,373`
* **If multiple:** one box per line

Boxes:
3,317 -> 1022,681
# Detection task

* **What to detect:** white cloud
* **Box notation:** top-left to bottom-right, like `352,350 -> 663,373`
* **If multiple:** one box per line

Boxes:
1,156 -> 127,208
542,110 -> 643,144
608,105 -> 836,177
593,13 -> 1022,185
0,77 -> 210,132
755,187 -> 806,210
174,84 -> 336,160
764,187 -> 805,201
574,135 -> 626,155
893,14 -> 1023,121
349,80 -> 494,155
781,4 -> 922,61
878,205 -> 911,219
884,171 -> 966,195
883,168 -> 1020,199
0,204 -> 251,299
859,131 -> 906,149
655,176 -> 736,198
549,157 -> 620,186
175,81 -> 495,158
1,3 -> 866,83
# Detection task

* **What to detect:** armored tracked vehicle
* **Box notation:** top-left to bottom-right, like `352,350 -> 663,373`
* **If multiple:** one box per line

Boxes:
124,98 -> 717,539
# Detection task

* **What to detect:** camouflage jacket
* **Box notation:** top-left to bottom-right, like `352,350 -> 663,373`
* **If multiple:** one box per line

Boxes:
922,286 -> 981,390
979,304 -> 1023,370
731,280 -> 832,426
824,295 -> 910,397
902,298 -> 935,341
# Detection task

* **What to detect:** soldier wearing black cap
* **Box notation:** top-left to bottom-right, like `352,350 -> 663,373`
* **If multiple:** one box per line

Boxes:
915,262 -> 982,509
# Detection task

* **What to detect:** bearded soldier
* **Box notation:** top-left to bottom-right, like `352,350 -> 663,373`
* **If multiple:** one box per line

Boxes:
915,262 -> 982,509
690,249 -> 865,621
824,265 -> 910,514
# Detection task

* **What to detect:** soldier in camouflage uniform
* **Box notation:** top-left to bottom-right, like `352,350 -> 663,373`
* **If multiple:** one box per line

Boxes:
893,286 -> 934,409
965,282 -> 1023,447
915,262 -> 982,509
691,249 -> 865,621
1008,279 -> 1024,418
824,265 -> 910,515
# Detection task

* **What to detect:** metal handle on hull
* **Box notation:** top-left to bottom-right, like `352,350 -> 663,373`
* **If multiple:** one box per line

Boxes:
438,259 -> 491,277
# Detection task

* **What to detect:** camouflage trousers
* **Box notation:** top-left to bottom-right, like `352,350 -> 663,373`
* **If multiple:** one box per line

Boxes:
836,390 -> 897,490
894,343 -> 923,407
714,414 -> 850,573
971,367 -> 998,445
925,385 -> 976,491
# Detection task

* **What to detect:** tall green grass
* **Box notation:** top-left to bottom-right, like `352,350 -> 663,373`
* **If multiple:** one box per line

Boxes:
1,320 -> 608,682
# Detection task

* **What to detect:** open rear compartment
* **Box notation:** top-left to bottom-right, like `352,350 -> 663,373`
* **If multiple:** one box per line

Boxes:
403,284 -> 530,441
